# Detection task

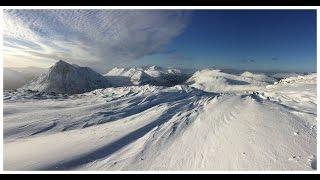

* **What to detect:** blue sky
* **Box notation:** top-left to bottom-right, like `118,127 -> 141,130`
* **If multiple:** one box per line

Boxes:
4,10 -> 316,72
134,10 -> 316,72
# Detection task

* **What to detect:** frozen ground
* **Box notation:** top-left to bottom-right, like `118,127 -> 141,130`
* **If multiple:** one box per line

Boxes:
3,69 -> 317,171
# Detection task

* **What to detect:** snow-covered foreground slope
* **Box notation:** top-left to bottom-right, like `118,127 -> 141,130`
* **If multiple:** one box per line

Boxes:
3,73 -> 317,171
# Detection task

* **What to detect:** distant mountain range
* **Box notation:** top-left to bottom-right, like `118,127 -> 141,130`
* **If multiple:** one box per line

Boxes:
3,60 -> 311,95
13,60 -> 191,95
104,66 -> 190,87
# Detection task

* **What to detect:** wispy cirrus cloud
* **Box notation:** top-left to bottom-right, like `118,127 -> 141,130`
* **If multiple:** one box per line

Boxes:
3,9 -> 191,72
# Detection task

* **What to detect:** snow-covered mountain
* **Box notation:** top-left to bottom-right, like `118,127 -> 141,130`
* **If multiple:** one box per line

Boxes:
105,67 -> 153,86
269,72 -> 302,80
273,73 -> 316,85
22,60 -> 111,95
105,65 -> 190,87
240,71 -> 276,83
186,69 -> 274,93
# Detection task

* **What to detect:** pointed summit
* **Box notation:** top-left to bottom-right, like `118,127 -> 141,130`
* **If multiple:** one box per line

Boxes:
51,60 -> 75,70
54,60 -> 72,67
57,59 -> 67,64
23,60 -> 111,95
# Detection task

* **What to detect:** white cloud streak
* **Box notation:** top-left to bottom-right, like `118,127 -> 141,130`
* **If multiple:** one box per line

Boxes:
3,9 -> 191,72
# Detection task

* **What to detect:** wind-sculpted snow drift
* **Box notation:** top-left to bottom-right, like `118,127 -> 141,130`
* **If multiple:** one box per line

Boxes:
3,63 -> 317,171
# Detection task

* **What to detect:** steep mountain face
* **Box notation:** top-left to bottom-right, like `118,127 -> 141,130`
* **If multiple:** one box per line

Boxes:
22,60 -> 110,95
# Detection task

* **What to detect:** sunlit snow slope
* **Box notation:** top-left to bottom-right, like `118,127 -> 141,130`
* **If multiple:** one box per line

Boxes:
3,70 -> 317,171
